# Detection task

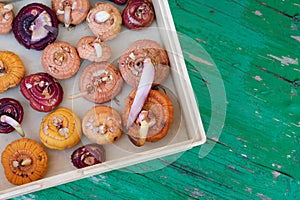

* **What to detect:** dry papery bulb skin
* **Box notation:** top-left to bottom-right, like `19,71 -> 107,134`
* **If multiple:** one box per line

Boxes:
0,98 -> 25,137
118,39 -> 170,88
42,41 -> 81,80
122,0 -> 155,30
71,143 -> 106,169
0,51 -> 25,94
40,107 -> 82,150
20,72 -> 63,112
77,36 -> 112,62
52,0 -> 90,28
75,62 -> 123,104
1,138 -> 48,185
82,106 -> 123,145
86,2 -> 122,41
122,89 -> 174,147
12,3 -> 59,50
0,3 -> 14,34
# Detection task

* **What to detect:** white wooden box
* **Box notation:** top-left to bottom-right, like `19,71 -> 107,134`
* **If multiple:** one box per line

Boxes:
0,0 -> 206,198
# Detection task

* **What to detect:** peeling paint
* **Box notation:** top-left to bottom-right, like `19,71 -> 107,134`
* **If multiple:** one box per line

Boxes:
289,122 -> 300,128
191,188 -> 207,198
267,54 -> 298,66
237,137 -> 248,142
18,194 -> 36,200
272,118 -> 280,122
160,176 -> 168,179
272,171 -> 281,178
245,187 -> 253,194
186,52 -> 214,66
271,164 -> 282,170
285,134 -> 292,138
241,154 -> 248,158
256,193 -> 272,200
195,38 -> 207,44
254,75 -> 263,81
291,35 -> 300,42
228,165 -> 236,170
89,176 -> 111,187
253,10 -> 263,16
293,68 -> 300,72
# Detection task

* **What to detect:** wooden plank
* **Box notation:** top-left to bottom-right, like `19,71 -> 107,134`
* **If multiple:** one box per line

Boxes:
12,0 -> 300,199
170,0 -> 300,178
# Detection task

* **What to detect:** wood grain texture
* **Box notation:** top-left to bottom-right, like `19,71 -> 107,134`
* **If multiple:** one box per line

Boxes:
12,0 -> 300,199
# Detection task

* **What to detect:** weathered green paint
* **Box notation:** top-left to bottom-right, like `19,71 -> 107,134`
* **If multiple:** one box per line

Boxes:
13,0 -> 300,199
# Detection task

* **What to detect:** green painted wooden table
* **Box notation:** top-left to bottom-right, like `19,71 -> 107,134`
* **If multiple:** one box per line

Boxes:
13,0 -> 300,199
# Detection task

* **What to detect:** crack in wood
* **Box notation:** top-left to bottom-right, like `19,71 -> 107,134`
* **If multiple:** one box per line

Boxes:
192,142 -> 295,180
254,65 -> 296,85
126,166 -> 206,199
251,160 -> 293,178
255,0 -> 294,18
161,159 -> 254,198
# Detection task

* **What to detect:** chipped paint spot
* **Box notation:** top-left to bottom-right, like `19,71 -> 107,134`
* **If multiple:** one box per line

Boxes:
186,52 -> 214,66
275,164 -> 282,170
160,176 -> 168,179
89,176 -> 111,187
254,75 -> 263,81
19,194 -> 36,200
293,68 -> 300,72
186,188 -> 207,198
272,171 -> 281,178
256,193 -> 272,200
241,154 -> 248,158
195,38 -> 207,44
290,123 -> 300,128
272,118 -> 280,122
228,165 -> 236,170
192,188 -> 207,197
237,137 -> 248,142
257,115 -> 262,119
211,137 -> 219,142
291,35 -> 300,42
254,10 -> 263,16
267,54 -> 299,66
245,187 -> 253,194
